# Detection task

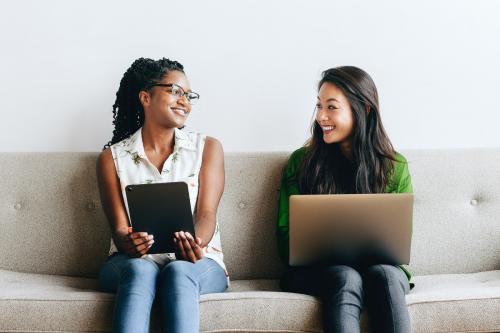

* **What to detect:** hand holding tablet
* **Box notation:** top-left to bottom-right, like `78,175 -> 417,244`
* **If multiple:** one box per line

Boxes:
173,231 -> 205,262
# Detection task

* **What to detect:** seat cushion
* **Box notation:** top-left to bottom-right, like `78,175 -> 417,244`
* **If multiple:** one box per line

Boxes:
0,269 -> 114,332
1,269 -> 499,332
407,270 -> 500,333
202,271 -> 500,333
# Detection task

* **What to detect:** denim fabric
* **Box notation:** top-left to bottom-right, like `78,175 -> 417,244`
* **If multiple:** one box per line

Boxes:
281,264 -> 410,333
99,254 -> 228,333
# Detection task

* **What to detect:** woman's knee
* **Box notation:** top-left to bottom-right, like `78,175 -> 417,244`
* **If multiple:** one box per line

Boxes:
160,260 -> 196,287
363,264 -> 408,292
121,258 -> 159,283
322,265 -> 363,295
100,255 -> 157,291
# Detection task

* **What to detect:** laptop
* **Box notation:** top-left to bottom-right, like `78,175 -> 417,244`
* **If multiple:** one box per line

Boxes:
125,182 -> 195,254
289,193 -> 413,267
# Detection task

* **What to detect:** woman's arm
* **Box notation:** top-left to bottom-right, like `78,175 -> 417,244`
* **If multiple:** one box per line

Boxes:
277,171 -> 292,264
96,149 -> 154,257
174,137 -> 225,262
276,147 -> 306,265
195,136 -> 225,245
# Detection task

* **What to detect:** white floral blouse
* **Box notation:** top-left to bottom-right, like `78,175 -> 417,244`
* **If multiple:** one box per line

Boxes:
108,127 -> 226,273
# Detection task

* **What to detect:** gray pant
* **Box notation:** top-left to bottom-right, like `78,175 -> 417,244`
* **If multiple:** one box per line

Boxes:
280,264 -> 410,333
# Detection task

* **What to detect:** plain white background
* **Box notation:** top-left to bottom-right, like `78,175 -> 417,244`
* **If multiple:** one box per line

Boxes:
0,0 -> 499,152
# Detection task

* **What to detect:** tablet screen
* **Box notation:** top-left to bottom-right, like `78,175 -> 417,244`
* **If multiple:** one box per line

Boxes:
125,182 -> 195,254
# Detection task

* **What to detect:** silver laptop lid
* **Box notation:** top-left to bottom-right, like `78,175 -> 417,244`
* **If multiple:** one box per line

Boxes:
289,193 -> 413,267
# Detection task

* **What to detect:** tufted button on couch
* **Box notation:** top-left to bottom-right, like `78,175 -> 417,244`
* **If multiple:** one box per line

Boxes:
0,150 -> 499,332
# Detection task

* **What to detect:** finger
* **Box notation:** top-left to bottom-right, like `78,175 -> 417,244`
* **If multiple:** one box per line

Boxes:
188,237 -> 204,260
187,236 -> 199,250
174,232 -> 183,244
132,235 -> 153,246
185,233 -> 200,250
180,232 -> 195,261
176,236 -> 188,260
175,231 -> 186,239
182,236 -> 197,262
192,242 -> 204,260
130,232 -> 149,239
175,232 -> 185,248
136,239 -> 154,253
126,233 -> 140,242
181,232 -> 192,250
139,242 -> 154,255
122,236 -> 137,251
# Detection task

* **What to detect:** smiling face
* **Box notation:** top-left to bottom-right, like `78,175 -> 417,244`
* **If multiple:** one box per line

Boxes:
140,70 -> 192,128
315,82 -> 355,146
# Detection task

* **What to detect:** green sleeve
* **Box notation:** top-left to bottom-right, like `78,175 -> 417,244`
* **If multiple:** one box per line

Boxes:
387,153 -> 413,194
396,156 -> 413,194
276,148 -> 305,265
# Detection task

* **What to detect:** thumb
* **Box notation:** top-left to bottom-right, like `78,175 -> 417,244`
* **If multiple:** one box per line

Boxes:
196,237 -> 202,245
127,227 -> 133,234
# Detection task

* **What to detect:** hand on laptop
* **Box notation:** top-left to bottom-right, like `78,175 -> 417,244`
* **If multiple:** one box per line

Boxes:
174,231 -> 204,263
119,227 -> 155,258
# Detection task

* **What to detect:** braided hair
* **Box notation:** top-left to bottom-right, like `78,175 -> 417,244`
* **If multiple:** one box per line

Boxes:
103,57 -> 185,150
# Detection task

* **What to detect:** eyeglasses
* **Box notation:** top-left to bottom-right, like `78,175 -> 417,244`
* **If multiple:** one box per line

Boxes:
150,83 -> 200,104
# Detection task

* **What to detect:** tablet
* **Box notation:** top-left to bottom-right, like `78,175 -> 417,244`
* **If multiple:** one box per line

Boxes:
125,182 -> 195,254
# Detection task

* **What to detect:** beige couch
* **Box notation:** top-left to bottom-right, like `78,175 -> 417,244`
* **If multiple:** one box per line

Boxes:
1,150 -> 499,332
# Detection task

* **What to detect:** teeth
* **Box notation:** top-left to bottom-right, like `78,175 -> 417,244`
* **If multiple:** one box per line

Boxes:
322,126 -> 334,131
173,108 -> 186,115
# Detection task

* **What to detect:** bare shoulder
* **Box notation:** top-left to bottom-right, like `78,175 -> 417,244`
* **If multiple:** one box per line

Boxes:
96,148 -> 115,176
203,136 -> 224,157
97,148 -> 113,169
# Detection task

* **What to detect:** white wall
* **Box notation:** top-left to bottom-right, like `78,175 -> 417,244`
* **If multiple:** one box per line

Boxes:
1,0 -> 499,152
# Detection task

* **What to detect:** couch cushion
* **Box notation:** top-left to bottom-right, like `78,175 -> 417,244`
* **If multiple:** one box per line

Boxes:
1,269 -> 499,332
0,269 -> 113,332
406,270 -> 500,333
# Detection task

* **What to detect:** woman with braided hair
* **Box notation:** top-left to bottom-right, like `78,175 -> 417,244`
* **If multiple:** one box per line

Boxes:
97,58 -> 228,333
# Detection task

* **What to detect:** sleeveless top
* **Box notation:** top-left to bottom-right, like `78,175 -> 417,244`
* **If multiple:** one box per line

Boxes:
108,127 -> 226,272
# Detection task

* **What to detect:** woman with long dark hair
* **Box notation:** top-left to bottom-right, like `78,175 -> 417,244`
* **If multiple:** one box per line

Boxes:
97,58 -> 227,333
277,66 -> 412,333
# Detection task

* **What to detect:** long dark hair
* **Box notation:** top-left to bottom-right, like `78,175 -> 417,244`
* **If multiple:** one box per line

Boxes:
298,66 -> 396,194
103,57 -> 184,150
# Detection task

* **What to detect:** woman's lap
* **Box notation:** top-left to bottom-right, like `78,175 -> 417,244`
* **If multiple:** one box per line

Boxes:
281,264 -> 409,297
99,254 -> 227,295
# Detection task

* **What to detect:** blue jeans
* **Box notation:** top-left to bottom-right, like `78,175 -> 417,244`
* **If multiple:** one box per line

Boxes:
99,254 -> 228,333
281,264 -> 410,333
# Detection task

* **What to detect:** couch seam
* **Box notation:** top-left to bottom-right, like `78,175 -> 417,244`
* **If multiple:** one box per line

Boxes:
199,298 -> 322,305
1,296 -> 497,305
407,296 -> 500,306
0,299 -> 114,303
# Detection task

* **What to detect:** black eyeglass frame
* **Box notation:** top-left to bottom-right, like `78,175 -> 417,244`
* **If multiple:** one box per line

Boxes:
149,83 -> 200,103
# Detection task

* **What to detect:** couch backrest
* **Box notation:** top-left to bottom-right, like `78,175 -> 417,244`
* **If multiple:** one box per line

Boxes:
1,150 -> 499,279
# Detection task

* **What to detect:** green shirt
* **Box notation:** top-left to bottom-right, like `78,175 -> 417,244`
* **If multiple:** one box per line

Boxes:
276,147 -> 413,281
